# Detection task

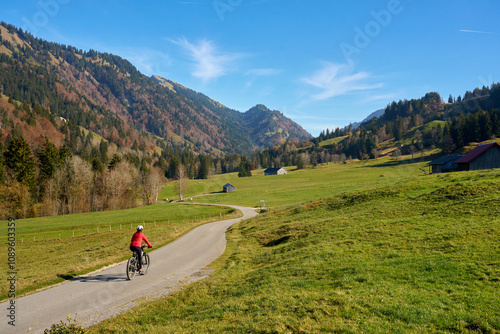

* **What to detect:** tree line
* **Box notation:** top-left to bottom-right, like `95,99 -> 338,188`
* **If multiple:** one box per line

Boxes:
0,134 -> 165,220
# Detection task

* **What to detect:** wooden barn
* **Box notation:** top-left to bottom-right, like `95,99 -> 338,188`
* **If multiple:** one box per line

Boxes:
264,167 -> 288,176
223,183 -> 237,193
428,155 -> 462,174
454,142 -> 500,171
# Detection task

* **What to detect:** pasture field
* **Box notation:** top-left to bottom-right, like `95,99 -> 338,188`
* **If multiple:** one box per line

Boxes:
161,156 -> 430,208
0,204 -> 237,300
91,168 -> 500,333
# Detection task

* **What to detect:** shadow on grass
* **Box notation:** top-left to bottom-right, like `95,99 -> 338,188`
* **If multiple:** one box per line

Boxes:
362,157 -> 432,168
264,236 -> 290,247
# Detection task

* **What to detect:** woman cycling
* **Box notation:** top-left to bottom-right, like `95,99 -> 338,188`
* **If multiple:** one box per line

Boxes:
130,225 -> 152,274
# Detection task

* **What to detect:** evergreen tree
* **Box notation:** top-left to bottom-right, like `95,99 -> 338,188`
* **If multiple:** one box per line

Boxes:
4,135 -> 37,193
108,154 -> 122,170
166,155 -> 181,179
237,159 -> 252,177
477,109 -> 492,140
394,118 -> 404,141
197,155 -> 211,179
490,109 -> 500,136
37,137 -> 61,182
99,140 -> 109,165
91,158 -> 103,173
296,156 -> 304,170
59,144 -> 72,161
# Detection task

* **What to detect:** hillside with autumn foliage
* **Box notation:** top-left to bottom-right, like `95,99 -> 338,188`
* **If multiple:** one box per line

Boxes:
0,21 -> 312,219
0,22 -> 311,156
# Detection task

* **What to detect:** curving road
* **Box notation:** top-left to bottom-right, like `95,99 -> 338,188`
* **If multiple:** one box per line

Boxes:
1,204 -> 258,334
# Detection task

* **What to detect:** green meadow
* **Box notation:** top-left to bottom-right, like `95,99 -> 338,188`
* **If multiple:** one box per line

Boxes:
91,166 -> 500,333
0,204 -> 237,300
161,157 -> 429,208
3,156 -> 499,333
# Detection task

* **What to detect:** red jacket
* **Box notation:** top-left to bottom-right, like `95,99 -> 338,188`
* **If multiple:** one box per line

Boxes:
130,231 -> 152,248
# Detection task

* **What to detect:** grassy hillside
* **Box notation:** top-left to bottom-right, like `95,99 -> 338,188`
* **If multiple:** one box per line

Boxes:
91,169 -> 500,333
162,157 -> 429,208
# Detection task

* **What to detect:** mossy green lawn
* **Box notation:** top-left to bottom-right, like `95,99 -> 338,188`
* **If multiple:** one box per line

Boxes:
91,170 -> 499,333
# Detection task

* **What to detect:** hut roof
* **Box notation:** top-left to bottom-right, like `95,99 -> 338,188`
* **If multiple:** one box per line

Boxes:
455,142 -> 500,163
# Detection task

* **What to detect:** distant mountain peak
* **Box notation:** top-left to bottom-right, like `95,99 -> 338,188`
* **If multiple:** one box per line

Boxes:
0,22 -> 311,155
352,108 -> 385,129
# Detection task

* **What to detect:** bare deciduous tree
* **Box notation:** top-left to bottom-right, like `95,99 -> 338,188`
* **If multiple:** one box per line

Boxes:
174,164 -> 188,201
71,156 -> 93,213
141,167 -> 165,205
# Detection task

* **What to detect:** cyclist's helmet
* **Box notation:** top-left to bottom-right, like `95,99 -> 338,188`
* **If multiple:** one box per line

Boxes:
137,225 -> 144,232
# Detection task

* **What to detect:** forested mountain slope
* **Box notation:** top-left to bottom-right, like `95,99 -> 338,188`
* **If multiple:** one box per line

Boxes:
253,87 -> 500,168
0,22 -> 311,156
0,21 -> 312,219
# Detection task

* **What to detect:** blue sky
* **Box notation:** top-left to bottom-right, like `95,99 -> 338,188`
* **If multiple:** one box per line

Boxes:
2,0 -> 500,136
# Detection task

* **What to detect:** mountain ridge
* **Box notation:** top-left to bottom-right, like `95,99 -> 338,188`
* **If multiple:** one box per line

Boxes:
150,75 -> 312,151
0,22 -> 311,156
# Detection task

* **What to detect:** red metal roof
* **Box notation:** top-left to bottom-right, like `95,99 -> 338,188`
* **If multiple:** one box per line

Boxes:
455,142 -> 500,163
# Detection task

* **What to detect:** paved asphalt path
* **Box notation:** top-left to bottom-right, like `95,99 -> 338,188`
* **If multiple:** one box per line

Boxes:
1,204 -> 258,334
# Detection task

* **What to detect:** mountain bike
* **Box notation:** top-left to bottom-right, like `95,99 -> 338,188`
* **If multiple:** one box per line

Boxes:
126,245 -> 150,280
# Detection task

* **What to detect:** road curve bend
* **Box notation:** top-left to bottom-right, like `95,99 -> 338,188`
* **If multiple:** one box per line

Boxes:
1,204 -> 258,334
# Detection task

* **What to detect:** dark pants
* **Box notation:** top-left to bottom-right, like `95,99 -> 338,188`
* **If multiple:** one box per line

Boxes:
130,246 -> 143,270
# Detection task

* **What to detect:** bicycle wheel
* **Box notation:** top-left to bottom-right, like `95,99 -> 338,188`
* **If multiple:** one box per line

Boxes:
126,256 -> 137,280
142,253 -> 150,274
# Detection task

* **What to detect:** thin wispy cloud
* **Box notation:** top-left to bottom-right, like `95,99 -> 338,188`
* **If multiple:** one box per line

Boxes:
121,48 -> 172,75
460,29 -> 499,35
245,68 -> 283,76
245,68 -> 282,88
363,93 -> 398,103
172,37 -> 244,82
301,62 -> 382,101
